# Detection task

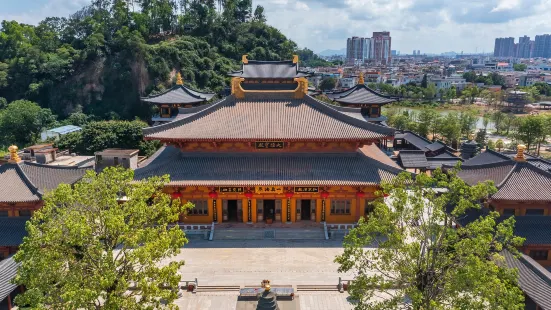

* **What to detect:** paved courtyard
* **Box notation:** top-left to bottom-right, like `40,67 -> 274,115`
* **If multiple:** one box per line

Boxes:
164,239 -> 359,309
164,239 -> 355,286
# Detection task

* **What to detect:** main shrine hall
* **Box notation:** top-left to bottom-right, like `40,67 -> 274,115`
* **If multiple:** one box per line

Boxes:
136,56 -> 403,225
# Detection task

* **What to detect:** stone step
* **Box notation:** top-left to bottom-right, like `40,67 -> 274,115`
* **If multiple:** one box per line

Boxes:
274,229 -> 325,240
296,285 -> 339,292
214,229 -> 265,240
214,228 -> 326,240
196,285 -> 241,292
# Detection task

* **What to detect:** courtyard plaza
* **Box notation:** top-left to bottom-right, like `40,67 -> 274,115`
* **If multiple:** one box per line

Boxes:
161,238 -> 381,309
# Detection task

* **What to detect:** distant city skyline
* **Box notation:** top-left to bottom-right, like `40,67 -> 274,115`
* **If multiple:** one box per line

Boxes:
3,0 -> 551,55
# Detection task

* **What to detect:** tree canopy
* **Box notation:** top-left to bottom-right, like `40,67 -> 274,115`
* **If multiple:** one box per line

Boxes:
335,169 -> 525,310
14,167 -> 190,309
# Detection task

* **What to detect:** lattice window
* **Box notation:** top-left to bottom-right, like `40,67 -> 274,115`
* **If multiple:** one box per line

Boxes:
189,200 -> 209,215
330,200 -> 351,215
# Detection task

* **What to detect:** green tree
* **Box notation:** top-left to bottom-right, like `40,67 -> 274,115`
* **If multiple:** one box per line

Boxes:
320,77 -> 336,91
440,113 -> 461,146
513,63 -> 527,71
14,167 -> 190,309
0,100 -> 56,147
487,139 -> 496,150
417,109 -> 438,138
335,169 -> 524,310
496,139 -> 505,152
492,111 -> 505,134
516,115 -> 545,153
421,74 -> 428,88
475,129 -> 487,146
462,71 -> 477,83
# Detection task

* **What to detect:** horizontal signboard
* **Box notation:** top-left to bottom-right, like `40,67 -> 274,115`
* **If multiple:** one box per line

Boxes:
294,187 -> 319,193
218,187 -> 244,193
255,141 -> 284,149
255,186 -> 284,194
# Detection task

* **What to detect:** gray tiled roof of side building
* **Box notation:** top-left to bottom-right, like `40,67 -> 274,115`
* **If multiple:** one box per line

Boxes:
398,150 -> 428,168
141,85 -> 215,104
462,149 -> 511,166
143,96 -> 395,141
503,251 -> 551,310
0,162 -> 90,203
492,163 -> 551,201
325,84 -> 396,105
0,217 -> 28,247
0,256 -> 20,303
228,60 -> 310,79
456,161 -> 516,187
134,146 -> 403,186
510,216 -> 551,245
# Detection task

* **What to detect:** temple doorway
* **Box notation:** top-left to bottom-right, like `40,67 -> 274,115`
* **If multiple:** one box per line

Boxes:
264,200 -> 276,222
301,200 -> 311,220
225,200 -> 239,222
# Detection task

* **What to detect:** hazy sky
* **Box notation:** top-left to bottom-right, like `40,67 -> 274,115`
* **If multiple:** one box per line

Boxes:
2,0 -> 551,54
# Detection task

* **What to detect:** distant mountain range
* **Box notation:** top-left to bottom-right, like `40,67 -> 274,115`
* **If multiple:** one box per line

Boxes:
318,48 -> 346,56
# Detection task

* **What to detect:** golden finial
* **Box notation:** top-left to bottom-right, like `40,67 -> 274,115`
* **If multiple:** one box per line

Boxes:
358,72 -> 365,85
242,54 -> 249,64
514,144 -> 526,162
293,55 -> 299,64
176,72 -> 184,86
468,133 -> 475,141
265,284 -> 271,292
8,145 -> 21,164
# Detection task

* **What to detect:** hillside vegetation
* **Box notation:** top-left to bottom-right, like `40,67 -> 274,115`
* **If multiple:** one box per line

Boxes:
0,0 -> 326,148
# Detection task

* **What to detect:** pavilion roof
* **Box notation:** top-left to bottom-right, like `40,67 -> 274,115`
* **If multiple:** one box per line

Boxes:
141,85 -> 215,105
228,60 -> 310,79
0,162 -> 90,203
325,84 -> 396,105
143,95 -> 394,142
134,146 -> 403,187
0,255 -> 20,304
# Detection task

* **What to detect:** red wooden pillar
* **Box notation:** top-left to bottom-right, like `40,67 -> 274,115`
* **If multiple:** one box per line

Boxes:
7,294 -> 12,310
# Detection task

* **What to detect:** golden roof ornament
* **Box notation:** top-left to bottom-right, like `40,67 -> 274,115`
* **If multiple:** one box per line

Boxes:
468,133 -> 475,141
264,284 -> 271,292
176,72 -> 184,86
8,145 -> 21,164
292,55 -> 299,64
514,144 -> 526,162
242,54 -> 249,64
358,72 -> 365,85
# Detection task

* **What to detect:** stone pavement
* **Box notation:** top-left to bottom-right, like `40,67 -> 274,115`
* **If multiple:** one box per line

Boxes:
175,292 -> 356,310
162,239 -> 356,286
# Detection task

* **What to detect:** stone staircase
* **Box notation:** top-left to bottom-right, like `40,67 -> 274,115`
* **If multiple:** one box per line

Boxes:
213,227 -> 325,240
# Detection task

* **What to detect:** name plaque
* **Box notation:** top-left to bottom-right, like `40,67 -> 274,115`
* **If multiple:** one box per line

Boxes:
294,187 -> 319,193
218,187 -> 244,193
255,186 -> 284,194
255,141 -> 284,149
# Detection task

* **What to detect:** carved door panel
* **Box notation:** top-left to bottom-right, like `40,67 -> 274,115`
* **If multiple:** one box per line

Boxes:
311,199 -> 316,221
222,200 -> 228,222
275,200 -> 282,222
296,199 -> 302,222
237,199 -> 243,222
257,199 -> 264,222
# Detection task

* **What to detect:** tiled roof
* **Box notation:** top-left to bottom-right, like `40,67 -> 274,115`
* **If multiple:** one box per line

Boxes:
492,163 -> 551,201
399,150 -> 428,168
228,60 -> 310,79
395,131 -> 432,150
134,146 -> 403,186
0,162 -> 90,203
425,142 -> 446,152
503,251 -> 551,310
457,162 -> 516,186
143,96 -> 394,141
325,84 -> 396,105
462,149 -> 510,166
0,256 -> 20,303
142,85 -> 215,104
511,216 -> 551,245
426,157 -> 462,170
0,164 -> 40,203
0,217 -> 28,247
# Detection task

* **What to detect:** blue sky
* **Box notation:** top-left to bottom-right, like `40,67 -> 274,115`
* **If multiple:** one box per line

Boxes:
2,0 -> 551,54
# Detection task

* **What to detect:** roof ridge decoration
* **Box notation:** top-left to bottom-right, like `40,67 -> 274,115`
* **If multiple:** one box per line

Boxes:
242,54 -> 249,64
358,72 -> 365,85
8,145 -> 21,164
175,72 -> 184,85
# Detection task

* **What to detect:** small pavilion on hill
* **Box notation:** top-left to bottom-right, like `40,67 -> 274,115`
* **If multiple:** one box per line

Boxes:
141,73 -> 215,124
135,56 -> 403,225
324,73 -> 396,123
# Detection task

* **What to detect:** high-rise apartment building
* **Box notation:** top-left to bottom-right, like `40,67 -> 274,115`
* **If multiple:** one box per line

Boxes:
534,34 -> 551,58
372,31 -> 391,64
517,35 -> 532,58
346,37 -> 372,64
493,37 -> 515,57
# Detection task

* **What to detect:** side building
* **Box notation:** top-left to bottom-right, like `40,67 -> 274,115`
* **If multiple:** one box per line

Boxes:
134,56 -> 404,225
